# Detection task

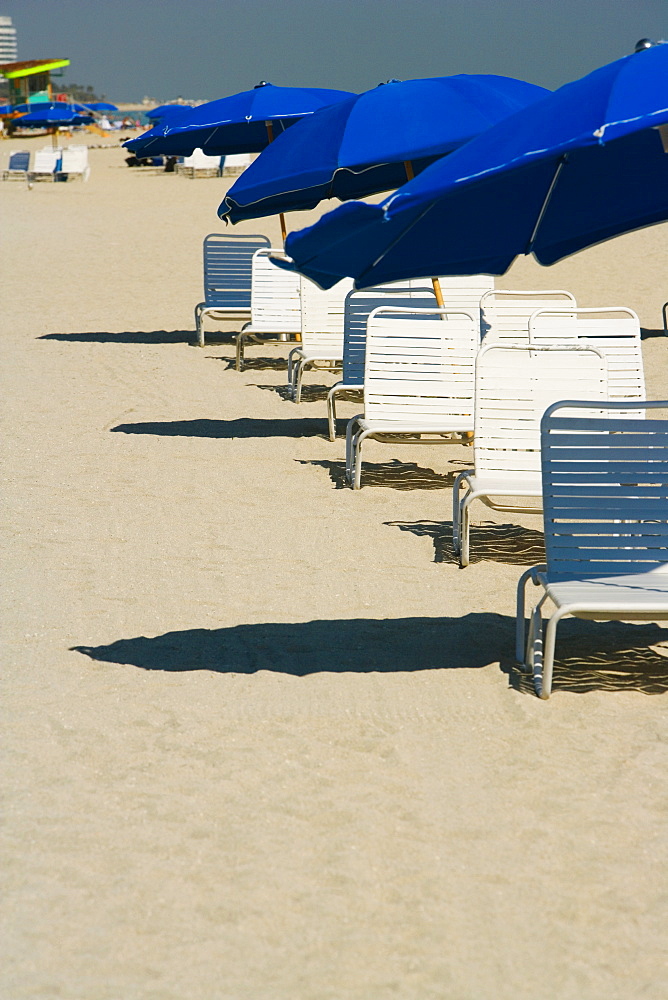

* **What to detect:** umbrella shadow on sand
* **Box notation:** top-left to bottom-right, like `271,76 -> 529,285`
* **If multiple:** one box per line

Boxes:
111,417 -> 328,439
72,614 -> 668,695
388,518 -> 546,566
40,330 -> 194,345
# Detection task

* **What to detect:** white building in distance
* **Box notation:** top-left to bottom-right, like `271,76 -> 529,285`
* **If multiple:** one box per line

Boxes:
0,16 -> 17,64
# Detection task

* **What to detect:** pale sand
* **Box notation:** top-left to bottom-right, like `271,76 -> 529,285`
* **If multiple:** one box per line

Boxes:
1,136 -> 667,1000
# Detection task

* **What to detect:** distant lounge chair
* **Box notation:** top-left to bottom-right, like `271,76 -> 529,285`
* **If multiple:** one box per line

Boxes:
452,342 -> 608,566
345,306 -> 479,489
222,153 -> 252,176
195,233 -> 271,348
2,149 -> 30,180
28,147 -> 61,182
178,148 -> 223,178
516,398 -> 668,699
56,145 -> 90,182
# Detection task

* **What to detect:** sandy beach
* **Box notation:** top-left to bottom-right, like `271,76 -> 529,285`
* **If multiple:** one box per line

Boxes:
2,133 -> 667,1000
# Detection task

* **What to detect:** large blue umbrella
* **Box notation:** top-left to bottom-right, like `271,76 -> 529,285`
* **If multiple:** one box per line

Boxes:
218,75 -> 550,223
280,44 -> 668,289
124,82 -> 354,159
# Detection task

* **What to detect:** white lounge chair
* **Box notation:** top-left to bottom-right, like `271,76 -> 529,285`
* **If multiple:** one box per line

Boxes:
528,306 -> 645,406
222,153 -> 252,176
28,147 -> 61,182
287,276 -> 354,402
195,233 -> 271,348
327,284 -> 438,440
345,306 -> 479,489
516,398 -> 668,699
235,249 -> 302,369
480,288 -> 576,342
452,342 -> 608,566
56,145 -> 90,181
178,148 -> 223,178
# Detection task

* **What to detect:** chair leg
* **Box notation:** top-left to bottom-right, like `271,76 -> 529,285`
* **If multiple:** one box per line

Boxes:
538,608 -> 567,700
353,428 -> 373,490
287,347 -> 302,386
326,385 -> 340,442
345,415 -> 363,485
452,472 -> 473,565
195,307 -> 205,348
294,360 -> 309,404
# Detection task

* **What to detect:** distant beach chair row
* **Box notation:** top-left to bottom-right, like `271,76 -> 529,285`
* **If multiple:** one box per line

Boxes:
176,149 -> 252,179
2,145 -> 90,182
192,233 -> 667,697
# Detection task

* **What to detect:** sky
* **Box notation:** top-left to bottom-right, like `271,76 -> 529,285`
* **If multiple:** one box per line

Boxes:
2,0 -> 666,103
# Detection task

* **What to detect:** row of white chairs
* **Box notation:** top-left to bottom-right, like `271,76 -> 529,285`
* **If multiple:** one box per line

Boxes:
18,145 -> 91,182
192,238 -> 666,698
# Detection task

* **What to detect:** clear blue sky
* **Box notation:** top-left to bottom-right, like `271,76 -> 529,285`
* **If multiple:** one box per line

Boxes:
3,0 -> 666,103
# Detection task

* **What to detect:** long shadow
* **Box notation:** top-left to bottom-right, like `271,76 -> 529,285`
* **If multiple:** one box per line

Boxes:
111,417 -> 328,439
388,519 -> 545,566
72,614 -> 668,694
73,613 -> 512,674
640,327 -> 666,341
298,458 -> 460,490
40,330 -> 195,345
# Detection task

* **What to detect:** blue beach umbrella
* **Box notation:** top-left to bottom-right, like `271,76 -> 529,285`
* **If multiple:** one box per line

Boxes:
280,44 -> 668,289
124,82 -> 354,159
218,75 -> 549,224
16,104 -> 95,128
145,103 -> 193,122
84,102 -> 119,112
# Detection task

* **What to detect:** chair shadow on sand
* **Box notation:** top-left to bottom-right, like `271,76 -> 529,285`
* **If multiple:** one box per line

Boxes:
388,518 -> 546,565
72,613 -> 668,695
298,458 -> 460,490
40,330 -> 195,345
111,417 -> 329,439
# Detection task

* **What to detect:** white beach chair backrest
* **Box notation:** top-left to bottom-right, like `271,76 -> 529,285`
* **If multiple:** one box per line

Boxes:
60,146 -> 89,175
182,148 -> 220,169
541,400 -> 668,580
343,285 -> 437,386
364,306 -> 478,426
436,274 -> 494,338
33,148 -> 60,173
250,249 -> 302,333
529,307 -> 645,407
474,343 -> 608,483
299,276 -> 355,353
480,288 -> 577,342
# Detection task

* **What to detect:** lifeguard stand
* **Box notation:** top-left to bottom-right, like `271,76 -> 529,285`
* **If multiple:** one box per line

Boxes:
0,58 -> 70,106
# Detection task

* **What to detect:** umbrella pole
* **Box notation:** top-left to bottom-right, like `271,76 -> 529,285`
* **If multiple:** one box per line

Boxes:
404,160 -> 444,310
266,121 -> 288,244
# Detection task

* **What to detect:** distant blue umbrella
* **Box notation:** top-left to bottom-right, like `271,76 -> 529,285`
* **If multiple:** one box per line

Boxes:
145,103 -> 193,122
84,102 -> 119,112
125,82 -> 354,159
281,44 -> 668,288
16,105 -> 95,128
219,75 -> 549,223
